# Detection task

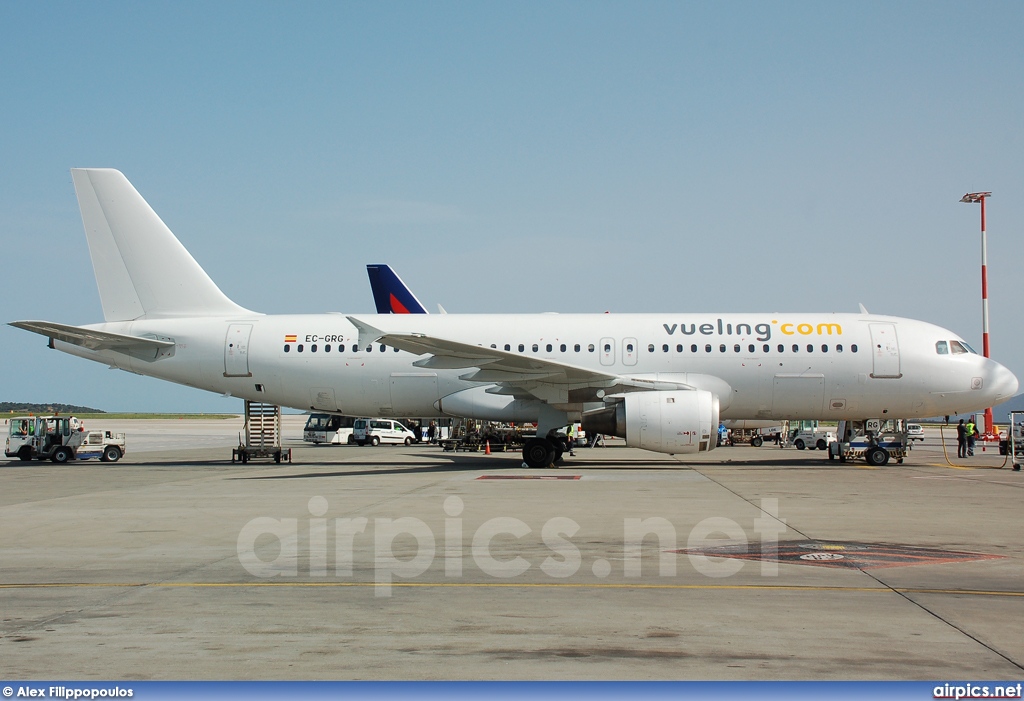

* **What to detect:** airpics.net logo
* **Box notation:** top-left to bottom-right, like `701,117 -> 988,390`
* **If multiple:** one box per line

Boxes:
236,497 -> 787,597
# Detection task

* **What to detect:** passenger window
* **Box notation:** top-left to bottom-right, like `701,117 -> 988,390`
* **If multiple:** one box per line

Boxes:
950,340 -> 969,354
284,344 -> 290,353
588,344 -> 595,352
560,344 -> 566,352
821,344 -> 828,353
734,344 -> 741,353
504,344 -> 511,351
605,343 -> 612,352
518,344 -> 525,352
574,344 -> 581,352
546,344 -> 552,352
490,344 -> 497,349
763,344 -> 769,353
626,343 -> 634,352
836,344 -> 842,352
677,344 -> 683,352
533,344 -> 539,352
311,344 -> 317,353
648,344 -> 655,353
366,346 -> 372,352
935,341 -> 949,355
380,344 -> 386,352
298,344 -> 304,353
325,344 -> 331,353
691,344 -> 698,353
663,344 -> 669,352
777,344 -> 784,353
748,344 -> 755,353
705,344 -> 712,353
806,344 -> 813,352
339,344 -> 345,352
851,344 -> 858,353
394,346 -> 399,352
719,344 -> 726,353
792,344 -> 799,352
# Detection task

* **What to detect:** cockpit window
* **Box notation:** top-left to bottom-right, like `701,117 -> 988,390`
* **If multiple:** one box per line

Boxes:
949,340 -> 971,355
961,341 -> 978,354
935,341 -> 949,355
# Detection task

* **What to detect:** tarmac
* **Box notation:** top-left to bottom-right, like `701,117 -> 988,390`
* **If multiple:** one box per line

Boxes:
1,416 -> 1022,680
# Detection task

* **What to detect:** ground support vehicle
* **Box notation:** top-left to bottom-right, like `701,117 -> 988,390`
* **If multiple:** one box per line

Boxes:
829,419 -> 909,466
786,421 -> 837,451
303,413 -> 356,445
5,416 -> 126,463
1008,412 -> 1024,471
352,418 -> 418,446
232,401 -> 290,464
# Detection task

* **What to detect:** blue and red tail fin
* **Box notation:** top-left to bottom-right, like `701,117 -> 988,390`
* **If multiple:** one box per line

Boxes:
366,265 -> 429,314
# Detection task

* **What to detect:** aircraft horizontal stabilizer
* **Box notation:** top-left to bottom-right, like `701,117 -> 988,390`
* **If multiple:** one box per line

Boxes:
9,320 -> 175,354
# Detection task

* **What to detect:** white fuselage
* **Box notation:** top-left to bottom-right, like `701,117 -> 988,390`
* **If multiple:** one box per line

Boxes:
56,311 -> 1017,422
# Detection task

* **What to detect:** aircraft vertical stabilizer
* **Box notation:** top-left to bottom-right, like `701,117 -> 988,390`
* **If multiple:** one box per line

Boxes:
71,168 -> 255,321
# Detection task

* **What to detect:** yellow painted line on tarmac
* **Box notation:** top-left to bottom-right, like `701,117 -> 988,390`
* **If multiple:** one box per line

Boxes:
1,581 -> 1022,597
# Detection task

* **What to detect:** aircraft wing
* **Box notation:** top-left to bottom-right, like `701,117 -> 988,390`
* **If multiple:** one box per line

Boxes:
346,317 -> 696,400
9,320 -> 175,354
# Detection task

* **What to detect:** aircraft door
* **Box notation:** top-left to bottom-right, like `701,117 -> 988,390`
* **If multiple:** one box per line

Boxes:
390,372 -> 439,415
869,323 -> 901,378
224,324 -> 253,377
600,337 -> 615,366
622,338 -> 638,366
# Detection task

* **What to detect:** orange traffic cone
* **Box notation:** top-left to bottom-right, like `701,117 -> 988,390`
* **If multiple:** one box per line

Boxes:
485,440 -> 491,455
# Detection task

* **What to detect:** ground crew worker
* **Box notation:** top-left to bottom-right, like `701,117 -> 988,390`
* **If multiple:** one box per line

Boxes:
965,419 -> 976,457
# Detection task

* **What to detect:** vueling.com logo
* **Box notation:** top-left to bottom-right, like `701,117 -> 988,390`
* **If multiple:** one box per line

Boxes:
662,318 -> 843,343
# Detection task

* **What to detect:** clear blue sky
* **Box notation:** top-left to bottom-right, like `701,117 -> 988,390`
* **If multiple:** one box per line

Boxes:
2,1 -> 1023,413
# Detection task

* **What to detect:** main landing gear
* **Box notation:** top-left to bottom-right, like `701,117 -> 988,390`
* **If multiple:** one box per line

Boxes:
522,437 -> 566,468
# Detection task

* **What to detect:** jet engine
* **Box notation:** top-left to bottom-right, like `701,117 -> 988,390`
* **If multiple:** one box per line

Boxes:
582,389 -> 719,454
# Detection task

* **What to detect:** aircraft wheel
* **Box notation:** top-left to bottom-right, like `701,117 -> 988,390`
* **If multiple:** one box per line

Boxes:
794,439 -> 806,450
865,447 -> 889,466
52,446 -> 73,464
523,438 -> 555,469
751,436 -> 763,447
371,436 -> 380,446
101,445 -> 122,462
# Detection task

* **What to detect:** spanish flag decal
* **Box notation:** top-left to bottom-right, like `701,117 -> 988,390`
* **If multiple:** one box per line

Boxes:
284,334 -> 297,343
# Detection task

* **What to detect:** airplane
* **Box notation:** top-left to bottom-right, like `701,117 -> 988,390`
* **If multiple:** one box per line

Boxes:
9,168 -> 1019,468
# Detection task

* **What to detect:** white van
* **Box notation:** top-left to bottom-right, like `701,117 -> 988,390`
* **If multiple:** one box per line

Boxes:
352,418 -> 417,446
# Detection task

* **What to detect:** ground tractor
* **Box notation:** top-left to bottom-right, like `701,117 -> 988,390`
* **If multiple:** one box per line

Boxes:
4,415 -> 126,463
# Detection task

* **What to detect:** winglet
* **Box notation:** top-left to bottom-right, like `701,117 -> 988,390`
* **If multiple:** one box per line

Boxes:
858,303 -> 869,314
346,316 -> 385,347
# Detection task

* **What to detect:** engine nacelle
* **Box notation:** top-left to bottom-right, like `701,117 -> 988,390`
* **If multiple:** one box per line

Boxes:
582,389 -> 719,455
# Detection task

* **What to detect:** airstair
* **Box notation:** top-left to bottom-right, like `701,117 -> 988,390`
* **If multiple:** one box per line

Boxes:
232,401 -> 291,464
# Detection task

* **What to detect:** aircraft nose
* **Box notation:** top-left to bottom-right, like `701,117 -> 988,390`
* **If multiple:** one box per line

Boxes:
985,360 -> 1019,403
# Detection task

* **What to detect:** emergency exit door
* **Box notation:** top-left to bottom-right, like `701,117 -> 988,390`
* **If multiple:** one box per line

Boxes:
869,323 -> 901,378
224,324 -> 253,377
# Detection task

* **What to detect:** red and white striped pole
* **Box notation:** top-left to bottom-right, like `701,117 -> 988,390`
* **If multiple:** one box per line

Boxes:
960,191 -> 994,438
